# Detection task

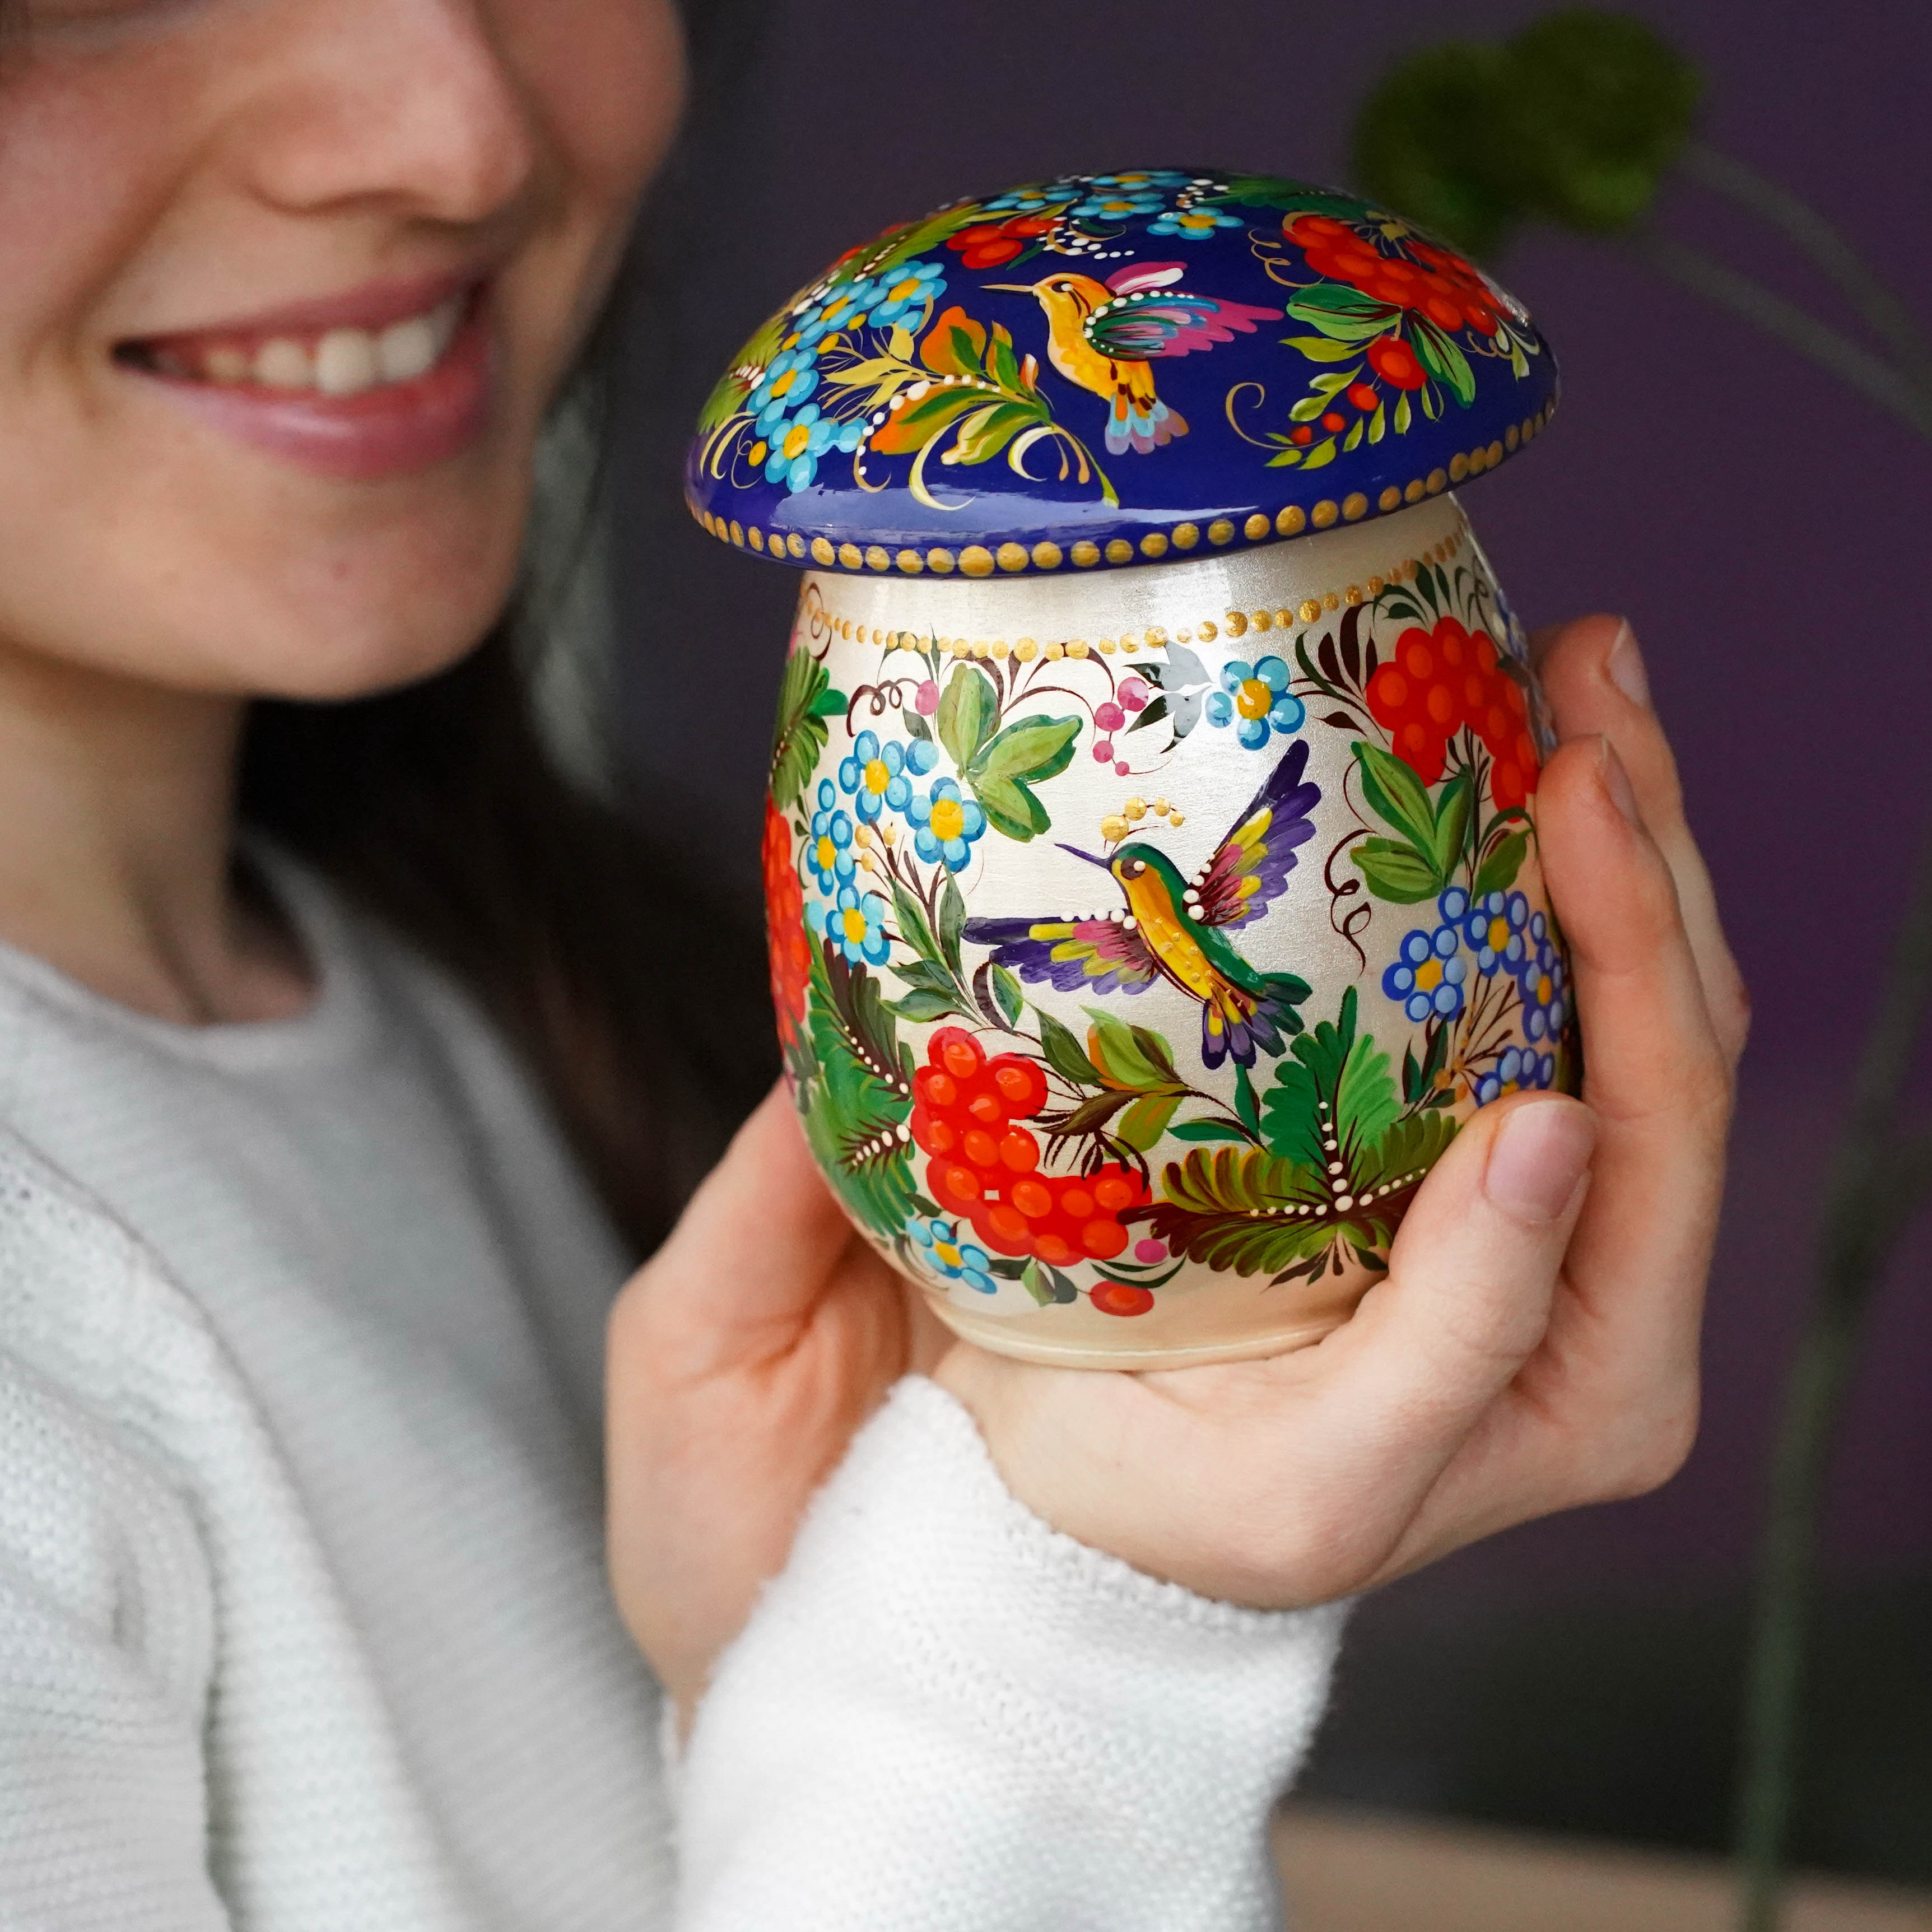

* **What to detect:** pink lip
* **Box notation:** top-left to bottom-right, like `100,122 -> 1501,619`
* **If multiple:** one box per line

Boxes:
125,278 -> 494,482
140,268 -> 477,353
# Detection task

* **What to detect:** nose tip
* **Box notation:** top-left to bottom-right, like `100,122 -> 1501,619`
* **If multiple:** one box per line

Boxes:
244,0 -> 539,227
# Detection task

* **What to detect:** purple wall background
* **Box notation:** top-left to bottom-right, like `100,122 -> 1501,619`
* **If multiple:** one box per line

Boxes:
613,0 -> 1931,1852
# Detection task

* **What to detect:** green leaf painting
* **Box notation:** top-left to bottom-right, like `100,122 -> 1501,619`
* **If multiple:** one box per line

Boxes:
1349,742 -> 1478,903
1135,988 -> 1459,1284
1035,1008 -> 1102,1088
936,664 -> 997,774
770,648 -> 846,816
933,665 -> 1082,844
802,941 -> 916,1236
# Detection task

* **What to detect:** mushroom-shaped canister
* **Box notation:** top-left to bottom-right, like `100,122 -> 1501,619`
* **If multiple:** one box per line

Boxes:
687,170 -> 1557,574
700,172 -> 1575,1370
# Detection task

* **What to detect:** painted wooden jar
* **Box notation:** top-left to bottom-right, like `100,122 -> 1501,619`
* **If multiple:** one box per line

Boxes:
688,170 -> 1577,1368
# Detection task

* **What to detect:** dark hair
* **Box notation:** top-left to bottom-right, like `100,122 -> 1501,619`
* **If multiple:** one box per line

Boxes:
240,0 -> 776,1261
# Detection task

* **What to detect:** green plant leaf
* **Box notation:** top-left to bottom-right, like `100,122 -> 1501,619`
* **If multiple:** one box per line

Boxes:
1352,839 -> 1444,903
1133,1146 -> 1333,1276
889,958 -> 956,999
1402,1016 -> 1451,1105
971,714 -> 1082,787
1128,1025 -> 1180,1084
1410,315 -> 1477,407
1431,771 -> 1475,877
992,964 -> 1024,1027
1020,1257 -> 1080,1306
950,400 -> 1040,466
936,664 -> 997,773
1219,176 -> 1363,216
987,323 -> 1023,393
1474,830 -> 1530,897
1118,1093 -> 1181,1151
1354,741 -> 1438,850
1360,1109 -> 1461,1192
892,881 -> 939,965
867,385 -> 988,455
971,773 -> 1051,842
1337,1032 -> 1403,1153
1235,1062 -> 1261,1137
1169,1119 -> 1251,1144
887,988 -> 966,1023
1083,1008 -> 1176,1091
769,648 -> 835,814
1054,1090 -> 1138,1139
1035,1007 -> 1101,1087
802,942 -> 915,1236
1301,435 -> 1339,470
937,874 -> 966,976
1283,336 -> 1367,364
1262,988 -> 1358,1167
1287,285 -> 1404,340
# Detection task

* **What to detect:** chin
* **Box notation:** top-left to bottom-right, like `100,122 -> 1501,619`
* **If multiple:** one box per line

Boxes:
250,585 -> 516,703
227,492 -> 531,702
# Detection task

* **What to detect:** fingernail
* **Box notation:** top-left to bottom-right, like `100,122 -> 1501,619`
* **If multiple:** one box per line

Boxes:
1484,1098 -> 1596,1226
1599,735 -> 1640,823
1606,621 -> 1650,709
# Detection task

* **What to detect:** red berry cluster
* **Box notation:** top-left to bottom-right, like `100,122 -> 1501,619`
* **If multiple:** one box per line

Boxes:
1365,616 -> 1540,808
946,212 -> 1055,269
762,801 -> 811,1050
910,1027 -> 1147,1269
1286,215 -> 1502,336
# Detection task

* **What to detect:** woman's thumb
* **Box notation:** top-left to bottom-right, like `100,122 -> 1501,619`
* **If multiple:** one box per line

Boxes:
1307,1093 -> 1598,1469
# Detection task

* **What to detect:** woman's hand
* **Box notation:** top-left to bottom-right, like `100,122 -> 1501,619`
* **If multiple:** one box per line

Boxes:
604,1087 -> 953,1729
607,613 -> 1747,1717
937,613 -> 1747,1603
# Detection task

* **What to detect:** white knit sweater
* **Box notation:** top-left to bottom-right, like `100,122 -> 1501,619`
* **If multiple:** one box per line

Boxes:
0,855 -> 1345,1930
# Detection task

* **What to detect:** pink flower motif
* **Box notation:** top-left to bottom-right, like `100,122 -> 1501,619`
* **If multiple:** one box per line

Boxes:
915,679 -> 941,715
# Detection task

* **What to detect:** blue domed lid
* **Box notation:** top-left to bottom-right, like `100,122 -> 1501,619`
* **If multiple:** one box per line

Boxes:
687,170 -> 1557,578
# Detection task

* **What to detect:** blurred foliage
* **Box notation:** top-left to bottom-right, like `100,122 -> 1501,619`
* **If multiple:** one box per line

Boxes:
1352,10 -> 1701,259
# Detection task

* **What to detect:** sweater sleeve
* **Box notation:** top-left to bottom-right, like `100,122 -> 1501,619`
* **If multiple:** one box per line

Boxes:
673,1376 -> 1347,1932
0,1343 -> 230,1932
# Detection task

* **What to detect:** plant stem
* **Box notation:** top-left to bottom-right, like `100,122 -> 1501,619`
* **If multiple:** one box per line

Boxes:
1734,818 -> 1932,1931
1627,231 -> 1932,441
1678,143 -> 1932,401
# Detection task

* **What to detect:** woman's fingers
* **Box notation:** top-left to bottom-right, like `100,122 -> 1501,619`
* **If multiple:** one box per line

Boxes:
1262,1093 -> 1597,1580
1506,733 -> 1723,1463
1533,615 -> 1750,1068
1291,734 -> 1722,1577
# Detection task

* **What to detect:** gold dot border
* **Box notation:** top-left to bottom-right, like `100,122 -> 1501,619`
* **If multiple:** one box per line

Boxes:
790,528 -> 1474,664
690,401 -> 1552,578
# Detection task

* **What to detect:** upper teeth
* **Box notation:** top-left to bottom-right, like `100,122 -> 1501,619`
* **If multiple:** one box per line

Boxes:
189,296 -> 463,394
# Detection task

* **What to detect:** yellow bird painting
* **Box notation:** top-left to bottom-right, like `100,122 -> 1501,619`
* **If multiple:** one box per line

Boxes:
987,260 -> 1282,456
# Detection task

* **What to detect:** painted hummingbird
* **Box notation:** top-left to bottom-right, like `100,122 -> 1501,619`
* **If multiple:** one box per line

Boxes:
965,738 -> 1322,1069
985,260 -> 1282,456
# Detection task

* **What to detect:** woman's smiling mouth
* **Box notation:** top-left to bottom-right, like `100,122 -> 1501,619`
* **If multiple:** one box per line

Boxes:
117,273 -> 495,479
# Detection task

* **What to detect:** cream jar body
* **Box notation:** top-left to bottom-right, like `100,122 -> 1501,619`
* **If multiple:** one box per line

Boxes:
765,495 -> 1577,1368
